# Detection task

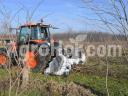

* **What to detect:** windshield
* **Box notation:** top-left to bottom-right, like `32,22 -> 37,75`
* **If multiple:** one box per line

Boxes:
19,26 -> 49,42
39,27 -> 48,39
31,26 -> 38,39
19,27 -> 31,42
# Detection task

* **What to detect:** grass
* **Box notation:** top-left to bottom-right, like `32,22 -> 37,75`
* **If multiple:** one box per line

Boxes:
0,69 -> 8,80
0,69 -> 128,96
30,72 -> 128,96
85,57 -> 128,79
68,73 -> 128,96
0,57 -> 128,96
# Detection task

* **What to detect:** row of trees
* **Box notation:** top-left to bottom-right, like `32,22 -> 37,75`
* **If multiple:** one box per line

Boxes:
53,31 -> 127,42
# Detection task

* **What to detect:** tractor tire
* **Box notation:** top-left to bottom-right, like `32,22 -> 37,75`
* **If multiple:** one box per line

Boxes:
0,51 -> 9,68
33,54 -> 51,73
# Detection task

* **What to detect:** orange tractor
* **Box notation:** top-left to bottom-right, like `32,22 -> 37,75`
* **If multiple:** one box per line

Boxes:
0,22 -> 86,76
0,22 -> 58,71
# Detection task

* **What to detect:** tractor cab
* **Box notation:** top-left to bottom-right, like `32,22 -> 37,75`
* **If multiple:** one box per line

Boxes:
18,23 -> 50,44
17,22 -> 52,69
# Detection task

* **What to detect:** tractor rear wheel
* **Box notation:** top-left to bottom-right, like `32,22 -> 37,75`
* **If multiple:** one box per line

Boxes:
0,51 -> 9,68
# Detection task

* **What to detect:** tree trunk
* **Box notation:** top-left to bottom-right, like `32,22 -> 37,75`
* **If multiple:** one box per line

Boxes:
21,65 -> 30,88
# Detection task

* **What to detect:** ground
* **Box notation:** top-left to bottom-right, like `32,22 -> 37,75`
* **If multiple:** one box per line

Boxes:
0,56 -> 128,96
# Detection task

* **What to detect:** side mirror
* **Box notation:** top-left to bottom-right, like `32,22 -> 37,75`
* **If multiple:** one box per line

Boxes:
52,27 -> 59,29
49,25 -> 59,29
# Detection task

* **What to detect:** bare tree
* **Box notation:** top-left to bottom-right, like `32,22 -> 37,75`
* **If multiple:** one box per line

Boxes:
0,0 -> 45,95
82,0 -> 128,41
81,0 -> 128,96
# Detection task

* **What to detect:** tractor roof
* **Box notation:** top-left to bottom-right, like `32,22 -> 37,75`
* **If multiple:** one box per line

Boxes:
20,22 -> 50,28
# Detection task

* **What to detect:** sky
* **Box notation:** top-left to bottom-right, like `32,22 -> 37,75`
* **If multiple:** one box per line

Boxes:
0,0 -> 109,33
